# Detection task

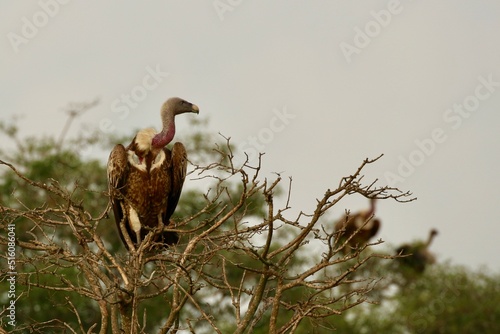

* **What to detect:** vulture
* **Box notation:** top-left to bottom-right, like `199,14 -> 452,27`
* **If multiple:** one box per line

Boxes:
396,229 -> 438,273
334,198 -> 380,253
107,97 -> 199,249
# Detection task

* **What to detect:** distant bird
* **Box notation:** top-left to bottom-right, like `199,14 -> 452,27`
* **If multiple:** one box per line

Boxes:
107,97 -> 199,249
334,198 -> 380,253
396,229 -> 438,273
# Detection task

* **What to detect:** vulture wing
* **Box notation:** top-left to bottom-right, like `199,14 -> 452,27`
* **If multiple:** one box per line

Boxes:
107,144 -> 130,246
160,142 -> 187,245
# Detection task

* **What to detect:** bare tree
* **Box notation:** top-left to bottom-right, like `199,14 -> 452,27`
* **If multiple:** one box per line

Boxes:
0,136 -> 411,333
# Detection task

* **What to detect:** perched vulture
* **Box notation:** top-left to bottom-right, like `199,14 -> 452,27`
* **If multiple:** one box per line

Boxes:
107,97 -> 199,249
396,229 -> 438,273
334,198 -> 380,253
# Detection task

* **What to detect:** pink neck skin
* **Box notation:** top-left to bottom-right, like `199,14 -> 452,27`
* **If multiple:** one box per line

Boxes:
152,120 -> 175,149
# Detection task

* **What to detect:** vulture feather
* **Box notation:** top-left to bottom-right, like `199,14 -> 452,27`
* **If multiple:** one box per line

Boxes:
107,97 -> 199,249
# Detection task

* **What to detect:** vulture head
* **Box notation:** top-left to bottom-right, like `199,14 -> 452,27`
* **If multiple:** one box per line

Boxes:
161,97 -> 200,117
151,97 -> 199,150
429,228 -> 438,240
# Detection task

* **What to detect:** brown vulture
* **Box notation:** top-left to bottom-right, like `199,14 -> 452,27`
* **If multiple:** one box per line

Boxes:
396,229 -> 438,273
334,198 -> 381,253
107,97 -> 199,249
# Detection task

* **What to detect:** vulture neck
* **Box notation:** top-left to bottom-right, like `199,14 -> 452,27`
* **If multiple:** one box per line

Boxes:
152,112 -> 175,149
369,198 -> 376,214
426,231 -> 436,248
363,198 -> 376,218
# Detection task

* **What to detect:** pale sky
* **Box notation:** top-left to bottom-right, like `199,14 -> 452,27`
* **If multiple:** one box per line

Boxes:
1,1 -> 500,271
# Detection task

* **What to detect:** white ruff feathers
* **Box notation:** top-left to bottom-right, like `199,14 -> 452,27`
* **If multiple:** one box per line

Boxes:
151,150 -> 166,171
136,127 -> 157,152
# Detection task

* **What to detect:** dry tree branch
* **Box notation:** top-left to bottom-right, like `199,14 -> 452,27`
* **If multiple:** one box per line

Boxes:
0,135 -> 413,333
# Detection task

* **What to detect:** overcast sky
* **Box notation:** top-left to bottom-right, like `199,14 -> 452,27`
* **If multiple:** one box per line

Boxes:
1,1 -> 499,271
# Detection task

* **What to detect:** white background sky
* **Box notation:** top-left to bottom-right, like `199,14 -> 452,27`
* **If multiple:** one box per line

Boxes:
1,1 -> 499,271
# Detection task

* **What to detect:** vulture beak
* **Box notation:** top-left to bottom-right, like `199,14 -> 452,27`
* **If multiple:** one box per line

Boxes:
191,104 -> 200,114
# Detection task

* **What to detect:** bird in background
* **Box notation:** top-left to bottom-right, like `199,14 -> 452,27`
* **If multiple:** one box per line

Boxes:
334,198 -> 381,253
107,97 -> 199,250
395,228 -> 438,273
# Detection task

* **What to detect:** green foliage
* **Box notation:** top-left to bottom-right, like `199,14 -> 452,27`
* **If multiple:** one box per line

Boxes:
392,263 -> 500,334
326,261 -> 500,334
0,119 -> 108,211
